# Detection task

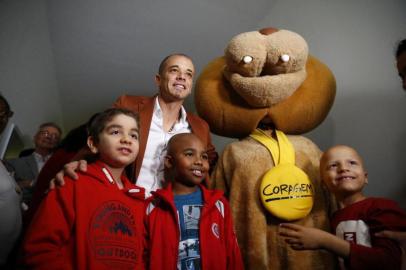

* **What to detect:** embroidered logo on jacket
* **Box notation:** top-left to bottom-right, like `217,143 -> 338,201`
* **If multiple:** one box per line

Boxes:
89,200 -> 138,269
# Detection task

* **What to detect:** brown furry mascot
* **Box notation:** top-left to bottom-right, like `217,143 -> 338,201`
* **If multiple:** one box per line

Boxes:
195,28 -> 337,269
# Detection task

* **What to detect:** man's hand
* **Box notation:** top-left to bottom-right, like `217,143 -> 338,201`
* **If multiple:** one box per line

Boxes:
49,160 -> 88,189
376,230 -> 406,246
18,179 -> 34,189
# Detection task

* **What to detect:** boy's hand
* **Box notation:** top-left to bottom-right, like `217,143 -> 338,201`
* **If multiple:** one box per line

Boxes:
49,160 -> 88,189
279,223 -> 326,250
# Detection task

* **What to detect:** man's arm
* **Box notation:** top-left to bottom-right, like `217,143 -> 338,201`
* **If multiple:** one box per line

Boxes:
50,160 -> 88,188
376,230 -> 406,246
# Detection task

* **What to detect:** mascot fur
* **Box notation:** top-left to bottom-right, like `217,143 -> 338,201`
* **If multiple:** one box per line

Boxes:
195,27 -> 338,269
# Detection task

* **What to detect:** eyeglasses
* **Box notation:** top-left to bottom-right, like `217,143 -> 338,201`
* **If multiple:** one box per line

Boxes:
0,110 -> 13,119
38,130 -> 60,139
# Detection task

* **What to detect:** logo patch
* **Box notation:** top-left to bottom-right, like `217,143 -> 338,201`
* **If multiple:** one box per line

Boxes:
89,201 -> 138,269
212,223 -> 220,239
344,232 -> 356,243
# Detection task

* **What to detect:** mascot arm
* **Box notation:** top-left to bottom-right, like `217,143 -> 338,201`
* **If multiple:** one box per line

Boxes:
227,69 -> 306,107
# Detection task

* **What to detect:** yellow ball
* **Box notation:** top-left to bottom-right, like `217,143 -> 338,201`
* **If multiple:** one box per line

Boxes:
259,164 -> 314,221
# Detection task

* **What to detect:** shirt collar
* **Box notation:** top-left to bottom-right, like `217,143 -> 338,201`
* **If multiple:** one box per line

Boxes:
153,96 -> 187,123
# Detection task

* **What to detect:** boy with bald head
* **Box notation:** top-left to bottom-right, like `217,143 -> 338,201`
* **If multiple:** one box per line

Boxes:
144,133 -> 243,270
279,145 -> 406,270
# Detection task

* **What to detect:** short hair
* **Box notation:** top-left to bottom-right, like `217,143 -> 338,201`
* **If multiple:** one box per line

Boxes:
38,122 -> 62,136
166,133 -> 200,156
396,39 -> 406,58
0,94 -> 12,113
158,53 -> 193,75
87,108 -> 139,144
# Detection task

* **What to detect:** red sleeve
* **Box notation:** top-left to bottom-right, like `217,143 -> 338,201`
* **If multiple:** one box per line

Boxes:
348,200 -> 406,270
223,198 -> 244,270
21,178 -> 75,269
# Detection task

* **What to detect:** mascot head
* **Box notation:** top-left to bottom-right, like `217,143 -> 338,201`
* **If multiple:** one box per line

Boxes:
195,27 -> 336,138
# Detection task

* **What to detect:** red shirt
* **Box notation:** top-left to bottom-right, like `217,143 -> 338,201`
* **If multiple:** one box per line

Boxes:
331,197 -> 406,270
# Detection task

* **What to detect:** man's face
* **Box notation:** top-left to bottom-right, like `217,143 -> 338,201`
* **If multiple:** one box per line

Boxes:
156,55 -> 195,102
397,52 -> 406,91
34,126 -> 61,151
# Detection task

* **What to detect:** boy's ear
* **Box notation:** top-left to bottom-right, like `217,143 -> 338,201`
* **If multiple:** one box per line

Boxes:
87,137 -> 98,154
155,74 -> 161,88
364,172 -> 368,184
164,155 -> 173,169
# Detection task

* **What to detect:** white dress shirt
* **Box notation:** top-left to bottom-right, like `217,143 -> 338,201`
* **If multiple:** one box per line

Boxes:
136,97 -> 191,197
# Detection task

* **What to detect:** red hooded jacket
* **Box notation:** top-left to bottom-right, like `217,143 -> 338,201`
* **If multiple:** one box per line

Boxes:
144,184 -> 244,270
21,161 -> 146,270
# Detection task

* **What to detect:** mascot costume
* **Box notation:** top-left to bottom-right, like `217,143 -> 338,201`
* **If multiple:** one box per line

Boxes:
195,27 -> 337,269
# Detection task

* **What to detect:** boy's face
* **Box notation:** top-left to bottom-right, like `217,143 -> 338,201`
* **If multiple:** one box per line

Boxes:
320,145 -> 368,199
88,114 -> 139,168
165,134 -> 209,189
156,55 -> 195,102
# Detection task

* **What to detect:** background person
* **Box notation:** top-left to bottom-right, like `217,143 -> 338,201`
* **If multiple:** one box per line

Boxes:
7,122 -> 61,208
0,94 -> 22,268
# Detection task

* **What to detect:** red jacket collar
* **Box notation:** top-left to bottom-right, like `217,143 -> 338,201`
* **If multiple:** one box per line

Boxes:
84,161 -> 145,200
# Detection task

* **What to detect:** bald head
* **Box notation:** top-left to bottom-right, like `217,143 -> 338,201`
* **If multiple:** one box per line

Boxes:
320,145 -> 365,171
167,133 -> 203,156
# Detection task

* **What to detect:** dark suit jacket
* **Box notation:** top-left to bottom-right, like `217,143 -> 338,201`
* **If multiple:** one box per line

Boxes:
7,154 -> 39,182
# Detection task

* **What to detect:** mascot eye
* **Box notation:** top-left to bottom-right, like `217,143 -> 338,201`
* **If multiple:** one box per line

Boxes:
242,55 -> 253,64
280,54 -> 290,62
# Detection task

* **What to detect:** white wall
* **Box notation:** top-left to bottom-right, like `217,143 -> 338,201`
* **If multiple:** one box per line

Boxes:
0,0 -> 63,147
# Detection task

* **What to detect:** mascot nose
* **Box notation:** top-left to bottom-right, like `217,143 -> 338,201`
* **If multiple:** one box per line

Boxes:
243,55 -> 253,64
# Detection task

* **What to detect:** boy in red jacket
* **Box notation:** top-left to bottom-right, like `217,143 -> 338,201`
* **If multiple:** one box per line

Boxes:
144,133 -> 243,270
279,145 -> 406,270
22,108 -> 145,270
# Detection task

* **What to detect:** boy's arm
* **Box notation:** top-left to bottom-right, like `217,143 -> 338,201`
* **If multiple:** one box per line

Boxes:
223,198 -> 244,270
279,223 -> 350,258
22,179 -> 75,269
346,200 -> 406,270
280,215 -> 404,270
